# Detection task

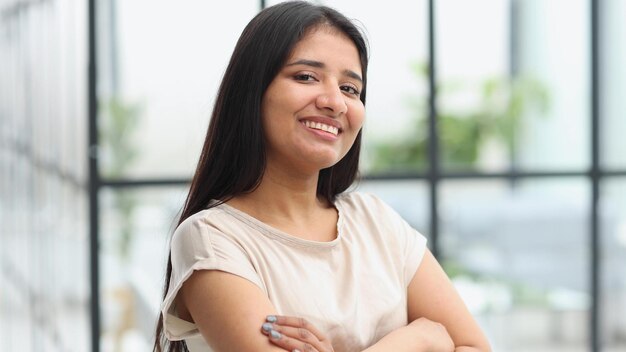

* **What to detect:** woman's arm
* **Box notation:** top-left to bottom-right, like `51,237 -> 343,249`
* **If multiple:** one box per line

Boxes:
179,251 -> 490,352
179,269 -> 286,352
407,249 -> 492,352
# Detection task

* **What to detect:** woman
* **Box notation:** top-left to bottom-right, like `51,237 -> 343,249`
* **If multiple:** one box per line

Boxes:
154,2 -> 491,352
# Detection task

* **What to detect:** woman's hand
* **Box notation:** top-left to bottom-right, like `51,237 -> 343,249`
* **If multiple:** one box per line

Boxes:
261,315 -> 335,352
362,317 -> 454,352
407,317 -> 455,352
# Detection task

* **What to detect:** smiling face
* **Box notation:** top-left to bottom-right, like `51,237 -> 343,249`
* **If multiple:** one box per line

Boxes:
260,27 -> 365,176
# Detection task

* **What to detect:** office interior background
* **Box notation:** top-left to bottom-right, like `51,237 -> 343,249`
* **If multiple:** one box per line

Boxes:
1,0 -> 625,351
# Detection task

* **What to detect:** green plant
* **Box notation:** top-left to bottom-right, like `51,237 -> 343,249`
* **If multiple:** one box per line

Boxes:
370,63 -> 550,171
100,97 -> 142,261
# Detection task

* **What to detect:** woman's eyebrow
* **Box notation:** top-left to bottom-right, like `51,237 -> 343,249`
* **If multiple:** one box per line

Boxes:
287,58 -> 324,68
344,70 -> 363,83
286,59 -> 363,83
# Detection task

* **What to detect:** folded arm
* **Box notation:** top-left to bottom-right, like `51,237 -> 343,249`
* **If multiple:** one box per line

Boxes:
177,249 -> 490,352
405,249 -> 492,352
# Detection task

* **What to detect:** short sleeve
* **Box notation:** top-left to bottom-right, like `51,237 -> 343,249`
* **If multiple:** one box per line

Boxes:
160,211 -> 265,340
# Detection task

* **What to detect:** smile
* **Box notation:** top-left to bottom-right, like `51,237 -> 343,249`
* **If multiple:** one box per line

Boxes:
302,120 -> 340,136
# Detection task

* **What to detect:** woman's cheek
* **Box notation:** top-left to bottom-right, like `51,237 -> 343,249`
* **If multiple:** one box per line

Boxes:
348,104 -> 365,128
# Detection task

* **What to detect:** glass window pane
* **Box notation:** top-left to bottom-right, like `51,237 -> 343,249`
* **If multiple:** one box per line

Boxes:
437,0 -> 590,172
267,0 -> 429,174
600,179 -> 626,351
600,0 -> 626,170
100,186 -> 188,351
436,0 -> 511,172
1,1 -> 90,351
440,178 -> 590,351
98,1 -> 259,179
515,0 -> 590,171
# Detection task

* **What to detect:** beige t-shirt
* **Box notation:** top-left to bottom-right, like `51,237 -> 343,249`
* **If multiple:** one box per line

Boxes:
161,192 -> 427,352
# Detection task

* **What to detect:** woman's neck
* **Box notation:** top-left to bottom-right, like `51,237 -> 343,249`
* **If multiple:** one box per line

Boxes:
235,165 -> 325,212
226,163 -> 336,233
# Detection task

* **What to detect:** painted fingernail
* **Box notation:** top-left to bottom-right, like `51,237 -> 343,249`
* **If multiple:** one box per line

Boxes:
262,322 -> 273,332
270,330 -> 282,340
266,315 -> 277,323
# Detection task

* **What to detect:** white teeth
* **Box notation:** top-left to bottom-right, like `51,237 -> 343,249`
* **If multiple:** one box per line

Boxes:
302,120 -> 339,136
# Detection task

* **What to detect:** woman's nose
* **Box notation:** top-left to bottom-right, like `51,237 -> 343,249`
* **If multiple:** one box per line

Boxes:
316,85 -> 347,116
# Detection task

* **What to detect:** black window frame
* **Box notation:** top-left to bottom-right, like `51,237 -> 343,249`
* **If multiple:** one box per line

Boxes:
86,1 -> 626,351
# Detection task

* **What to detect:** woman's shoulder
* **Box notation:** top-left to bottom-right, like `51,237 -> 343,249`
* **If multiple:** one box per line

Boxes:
336,191 -> 408,227
169,203 -> 260,261
175,205 -> 227,232
171,204 -> 244,245
336,191 -> 393,213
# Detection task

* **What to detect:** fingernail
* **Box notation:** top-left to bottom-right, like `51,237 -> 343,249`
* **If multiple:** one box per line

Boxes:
262,322 -> 273,332
266,315 -> 277,323
270,330 -> 282,340
293,350 -> 302,352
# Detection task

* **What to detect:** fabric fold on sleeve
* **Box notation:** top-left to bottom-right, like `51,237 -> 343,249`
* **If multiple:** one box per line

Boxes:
160,212 -> 265,341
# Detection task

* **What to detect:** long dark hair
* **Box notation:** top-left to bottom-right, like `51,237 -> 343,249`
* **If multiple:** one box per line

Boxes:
153,2 -> 369,351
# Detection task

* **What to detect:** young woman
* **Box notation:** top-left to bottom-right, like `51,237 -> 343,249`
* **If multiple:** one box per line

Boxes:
153,2 -> 491,352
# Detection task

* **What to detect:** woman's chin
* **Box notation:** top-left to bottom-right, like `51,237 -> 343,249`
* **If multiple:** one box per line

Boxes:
308,153 -> 344,170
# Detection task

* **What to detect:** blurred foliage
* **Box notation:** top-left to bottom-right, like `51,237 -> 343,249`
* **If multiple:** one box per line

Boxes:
370,63 -> 550,171
442,259 -> 482,279
100,97 -> 142,261
443,258 -> 552,309
100,97 -> 141,178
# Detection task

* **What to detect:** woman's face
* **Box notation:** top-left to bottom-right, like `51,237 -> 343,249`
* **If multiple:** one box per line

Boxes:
261,27 -> 365,176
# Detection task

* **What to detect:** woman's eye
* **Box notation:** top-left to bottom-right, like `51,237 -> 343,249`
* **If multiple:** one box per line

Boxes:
294,74 -> 316,81
341,85 -> 361,96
